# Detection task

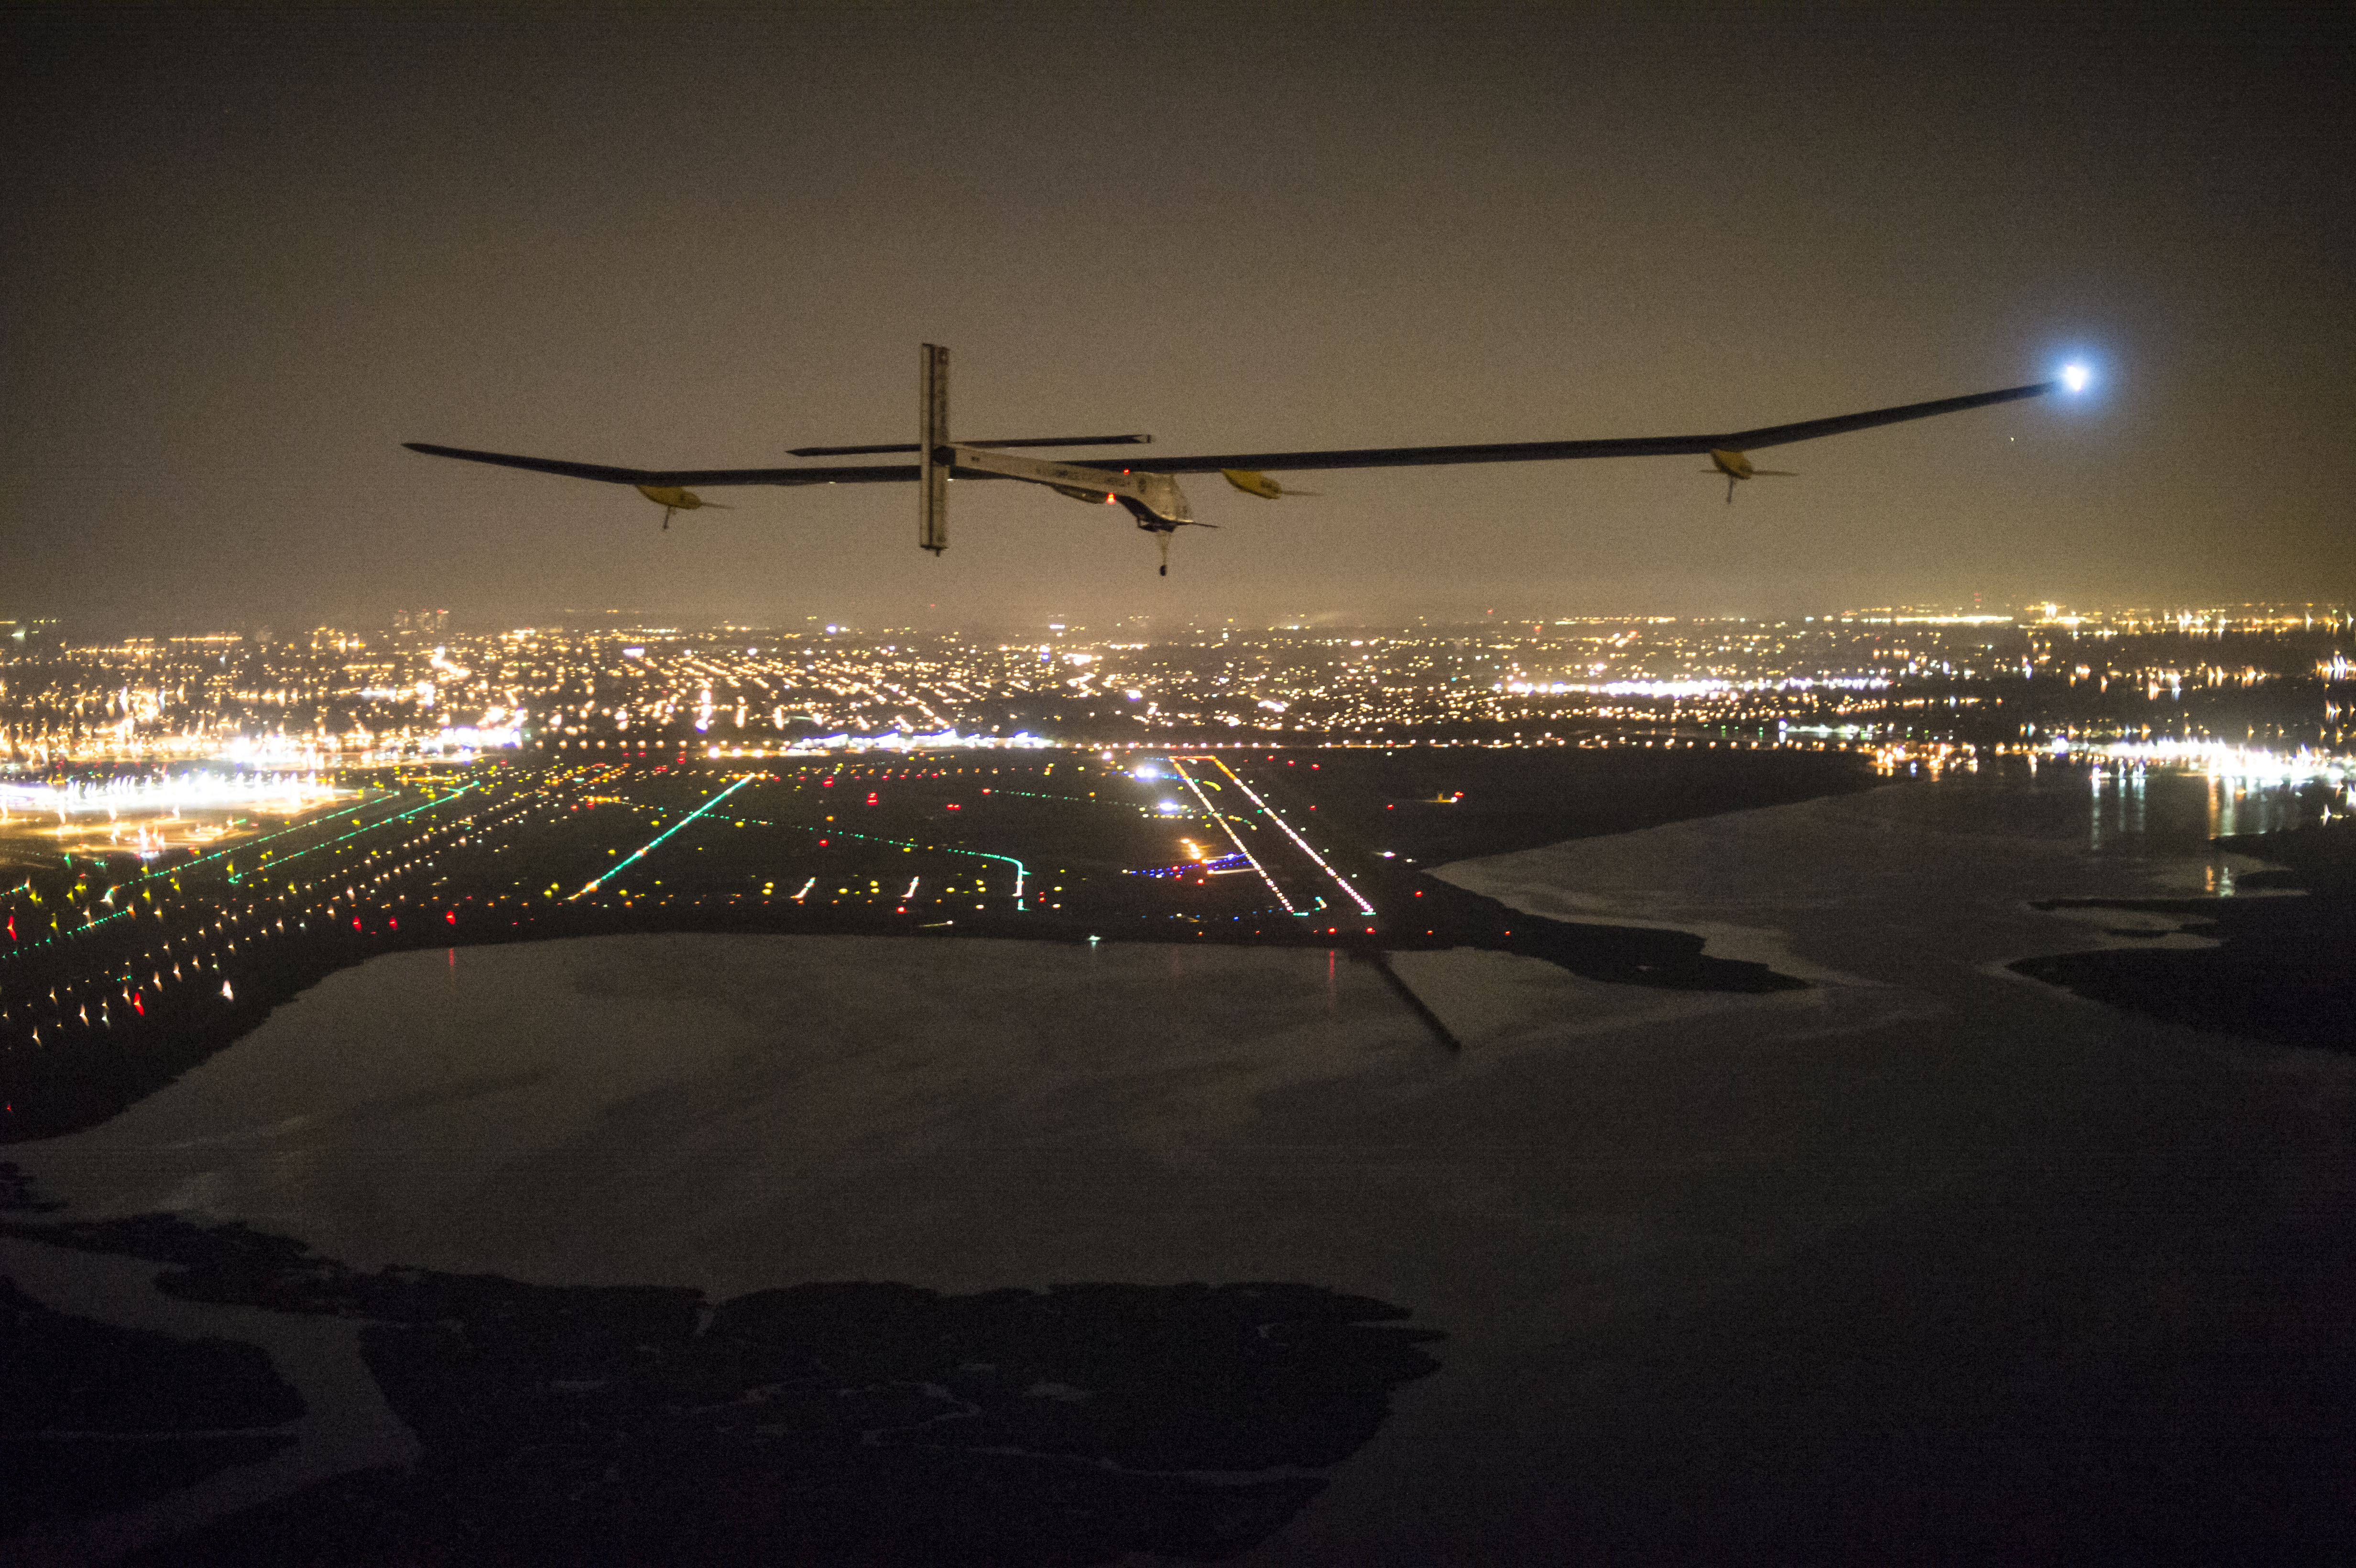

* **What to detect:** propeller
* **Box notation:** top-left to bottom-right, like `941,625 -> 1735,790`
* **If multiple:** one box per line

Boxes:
1705,449 -> 1797,504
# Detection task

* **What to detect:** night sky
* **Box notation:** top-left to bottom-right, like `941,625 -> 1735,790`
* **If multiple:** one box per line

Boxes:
5,2 -> 2350,635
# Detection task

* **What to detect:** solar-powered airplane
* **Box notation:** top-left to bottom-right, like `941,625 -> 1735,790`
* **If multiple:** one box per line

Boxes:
407,347 -> 2086,575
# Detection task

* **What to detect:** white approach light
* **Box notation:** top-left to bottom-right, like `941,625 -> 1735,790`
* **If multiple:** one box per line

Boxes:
2062,363 -> 2092,394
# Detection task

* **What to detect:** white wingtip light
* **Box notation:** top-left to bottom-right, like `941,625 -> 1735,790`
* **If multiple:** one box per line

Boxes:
2061,363 -> 2092,394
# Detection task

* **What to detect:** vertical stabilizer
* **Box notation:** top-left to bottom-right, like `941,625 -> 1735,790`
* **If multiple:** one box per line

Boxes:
918,343 -> 949,555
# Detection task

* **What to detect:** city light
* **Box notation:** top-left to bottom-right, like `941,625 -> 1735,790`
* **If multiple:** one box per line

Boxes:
1,605 -> 2346,1075
0,773 -> 348,818
2070,739 -> 2349,786
5,606 -> 2343,771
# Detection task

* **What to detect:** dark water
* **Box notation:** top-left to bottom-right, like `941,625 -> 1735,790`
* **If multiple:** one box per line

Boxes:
1982,758 -> 2356,1051
1869,754 -> 2347,888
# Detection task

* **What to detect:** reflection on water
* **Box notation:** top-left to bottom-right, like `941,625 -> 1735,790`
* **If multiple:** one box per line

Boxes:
2082,763 -> 2339,846
2196,768 -> 2340,843
2057,740 -> 2353,864
1928,757 -> 2341,895
2086,764 -> 2148,852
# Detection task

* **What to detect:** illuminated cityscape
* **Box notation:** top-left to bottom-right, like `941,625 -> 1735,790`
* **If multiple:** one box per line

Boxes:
4,600 -> 2348,1134
5,602 -> 2347,767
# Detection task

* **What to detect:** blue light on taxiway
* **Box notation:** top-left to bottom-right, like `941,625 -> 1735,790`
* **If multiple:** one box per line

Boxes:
2061,363 -> 2092,393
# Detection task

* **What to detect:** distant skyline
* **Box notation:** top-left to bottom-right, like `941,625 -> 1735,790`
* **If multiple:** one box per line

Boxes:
18,597 -> 2350,649
5,3 -> 2350,636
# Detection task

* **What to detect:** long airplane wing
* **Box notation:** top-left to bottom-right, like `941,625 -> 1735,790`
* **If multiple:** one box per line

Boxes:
1096,381 -> 2056,475
400,444 -> 916,488
404,380 -> 2053,489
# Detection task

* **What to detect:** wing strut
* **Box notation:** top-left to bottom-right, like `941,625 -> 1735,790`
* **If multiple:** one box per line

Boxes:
919,343 -> 949,556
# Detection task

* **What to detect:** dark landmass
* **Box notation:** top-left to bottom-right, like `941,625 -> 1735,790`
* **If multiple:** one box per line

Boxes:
1236,744 -> 1880,865
0,1273 -> 302,1531
0,1195 -> 1440,1566
2012,817 -> 2356,1052
3,746 -> 1850,1140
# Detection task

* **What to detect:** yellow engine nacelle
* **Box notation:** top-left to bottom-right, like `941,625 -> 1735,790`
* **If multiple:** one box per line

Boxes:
1222,468 -> 1317,499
